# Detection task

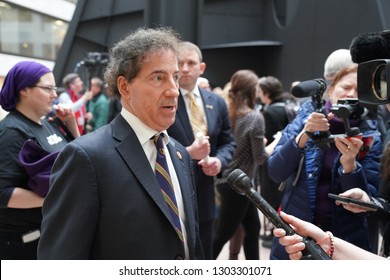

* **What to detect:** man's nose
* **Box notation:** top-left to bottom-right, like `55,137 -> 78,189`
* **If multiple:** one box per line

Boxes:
180,63 -> 189,71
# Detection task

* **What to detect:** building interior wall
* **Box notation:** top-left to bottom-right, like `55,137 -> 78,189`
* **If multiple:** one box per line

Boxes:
53,0 -> 389,92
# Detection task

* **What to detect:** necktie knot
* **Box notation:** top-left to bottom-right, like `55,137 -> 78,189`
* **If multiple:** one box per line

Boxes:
187,91 -> 195,101
154,134 -> 165,155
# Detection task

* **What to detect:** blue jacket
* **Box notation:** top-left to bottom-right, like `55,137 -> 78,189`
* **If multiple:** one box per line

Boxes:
267,100 -> 382,259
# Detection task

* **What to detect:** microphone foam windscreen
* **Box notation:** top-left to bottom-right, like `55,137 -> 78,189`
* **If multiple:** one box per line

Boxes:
350,31 -> 390,63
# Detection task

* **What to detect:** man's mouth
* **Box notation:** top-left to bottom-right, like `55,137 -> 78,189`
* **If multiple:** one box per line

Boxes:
162,105 -> 176,110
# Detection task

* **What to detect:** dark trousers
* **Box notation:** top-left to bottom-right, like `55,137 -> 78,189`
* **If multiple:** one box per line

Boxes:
0,231 -> 39,260
213,182 -> 261,259
199,219 -> 214,260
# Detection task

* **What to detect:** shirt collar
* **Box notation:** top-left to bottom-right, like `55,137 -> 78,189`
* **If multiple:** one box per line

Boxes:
181,86 -> 201,98
120,107 -> 170,146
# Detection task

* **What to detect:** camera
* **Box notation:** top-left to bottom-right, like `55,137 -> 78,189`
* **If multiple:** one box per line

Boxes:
83,52 -> 108,67
74,52 -> 108,89
292,80 -> 368,149
307,98 -> 364,149
330,98 -> 364,137
358,59 -> 390,105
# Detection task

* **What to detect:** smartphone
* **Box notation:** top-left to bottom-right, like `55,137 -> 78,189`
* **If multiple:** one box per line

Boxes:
328,193 -> 379,211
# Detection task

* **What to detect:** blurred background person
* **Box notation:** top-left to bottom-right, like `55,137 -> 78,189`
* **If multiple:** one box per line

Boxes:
213,69 -> 268,260
256,76 -> 298,248
59,73 -> 92,135
85,77 -> 109,132
167,41 -> 235,259
258,76 -> 298,146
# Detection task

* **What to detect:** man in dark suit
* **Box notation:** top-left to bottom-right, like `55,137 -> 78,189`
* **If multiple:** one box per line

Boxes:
168,42 -> 235,259
38,27 -> 203,260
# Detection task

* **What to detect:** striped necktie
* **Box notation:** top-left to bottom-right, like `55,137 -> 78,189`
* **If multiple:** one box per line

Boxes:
187,92 -> 208,136
153,134 -> 184,245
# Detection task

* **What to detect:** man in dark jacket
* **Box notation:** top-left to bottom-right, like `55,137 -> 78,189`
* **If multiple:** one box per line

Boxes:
168,42 -> 234,259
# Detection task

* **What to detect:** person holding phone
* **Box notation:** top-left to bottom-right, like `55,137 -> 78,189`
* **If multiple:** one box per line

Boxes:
331,139 -> 390,257
267,65 -> 383,259
274,29 -> 390,261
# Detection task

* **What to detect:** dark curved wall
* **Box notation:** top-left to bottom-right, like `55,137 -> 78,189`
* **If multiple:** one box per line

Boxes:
54,0 -> 390,91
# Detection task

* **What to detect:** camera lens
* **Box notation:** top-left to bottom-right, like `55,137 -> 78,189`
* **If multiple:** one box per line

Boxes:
373,64 -> 388,101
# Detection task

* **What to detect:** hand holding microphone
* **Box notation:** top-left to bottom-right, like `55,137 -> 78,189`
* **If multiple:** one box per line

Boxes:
227,169 -> 331,260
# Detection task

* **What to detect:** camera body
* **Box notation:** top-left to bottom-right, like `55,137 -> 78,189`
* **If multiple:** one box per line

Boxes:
358,59 -> 390,104
309,98 -> 363,149
292,81 -> 365,149
330,98 -> 364,120
74,52 -> 108,89
330,98 -> 364,139
83,52 -> 108,67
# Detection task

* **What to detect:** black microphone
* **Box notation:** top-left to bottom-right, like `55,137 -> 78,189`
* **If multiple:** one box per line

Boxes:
350,31 -> 390,63
227,169 -> 331,260
291,79 -> 327,98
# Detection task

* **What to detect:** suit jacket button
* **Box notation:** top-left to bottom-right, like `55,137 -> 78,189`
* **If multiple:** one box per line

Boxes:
175,255 -> 185,260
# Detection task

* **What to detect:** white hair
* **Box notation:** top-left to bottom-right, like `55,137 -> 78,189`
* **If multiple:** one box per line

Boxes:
323,49 -> 354,80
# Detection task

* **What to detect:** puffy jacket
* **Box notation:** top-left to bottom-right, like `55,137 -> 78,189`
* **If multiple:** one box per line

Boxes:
267,100 -> 383,259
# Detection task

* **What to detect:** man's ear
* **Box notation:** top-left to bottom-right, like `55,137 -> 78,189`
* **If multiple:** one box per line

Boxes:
199,62 -> 206,75
117,76 -> 130,99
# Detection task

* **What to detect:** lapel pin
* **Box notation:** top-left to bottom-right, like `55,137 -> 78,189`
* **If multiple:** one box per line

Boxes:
206,104 -> 213,110
177,151 -> 182,160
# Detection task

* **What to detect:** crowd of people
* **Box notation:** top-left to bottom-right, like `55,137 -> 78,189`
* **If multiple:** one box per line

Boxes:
0,26 -> 389,260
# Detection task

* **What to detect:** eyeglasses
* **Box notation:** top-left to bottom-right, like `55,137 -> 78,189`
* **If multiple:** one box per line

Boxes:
31,85 -> 58,93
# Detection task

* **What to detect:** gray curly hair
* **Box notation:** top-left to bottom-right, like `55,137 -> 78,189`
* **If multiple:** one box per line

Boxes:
104,27 -> 182,98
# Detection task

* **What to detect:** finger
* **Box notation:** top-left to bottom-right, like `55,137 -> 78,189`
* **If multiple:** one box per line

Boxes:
273,228 -> 286,237
335,139 -> 351,153
289,251 -> 303,260
341,204 -> 367,213
349,137 -> 363,149
278,234 -> 303,246
285,242 -> 305,255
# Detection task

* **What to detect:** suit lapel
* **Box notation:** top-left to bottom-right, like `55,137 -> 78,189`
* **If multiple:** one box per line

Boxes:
200,89 -> 216,134
177,92 -> 195,142
112,116 -> 174,227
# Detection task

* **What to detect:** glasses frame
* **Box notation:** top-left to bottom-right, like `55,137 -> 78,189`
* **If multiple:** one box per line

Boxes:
31,85 -> 58,93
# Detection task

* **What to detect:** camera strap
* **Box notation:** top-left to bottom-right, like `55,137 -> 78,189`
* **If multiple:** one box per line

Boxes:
278,154 -> 305,192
